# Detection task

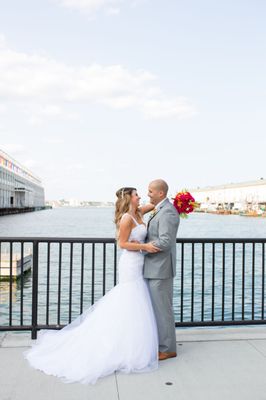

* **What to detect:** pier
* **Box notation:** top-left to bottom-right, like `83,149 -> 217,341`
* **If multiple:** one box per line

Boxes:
1,236 -> 266,398
0,252 -> 32,281
0,206 -> 51,216
191,178 -> 266,216
1,326 -> 266,399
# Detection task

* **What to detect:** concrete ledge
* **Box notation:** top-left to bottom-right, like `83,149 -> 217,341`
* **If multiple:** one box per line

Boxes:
176,325 -> 266,342
2,325 -> 266,348
1,326 -> 266,400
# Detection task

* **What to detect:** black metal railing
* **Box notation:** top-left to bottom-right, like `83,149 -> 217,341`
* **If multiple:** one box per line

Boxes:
0,237 -> 265,339
176,239 -> 265,327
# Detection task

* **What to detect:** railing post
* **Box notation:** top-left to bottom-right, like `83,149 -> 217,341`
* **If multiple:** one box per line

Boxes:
31,241 -> 39,339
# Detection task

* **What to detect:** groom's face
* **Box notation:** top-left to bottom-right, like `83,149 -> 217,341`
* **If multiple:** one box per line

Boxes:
148,184 -> 164,205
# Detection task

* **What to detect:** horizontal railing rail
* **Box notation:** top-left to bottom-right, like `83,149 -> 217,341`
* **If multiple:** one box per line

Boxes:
0,237 -> 265,339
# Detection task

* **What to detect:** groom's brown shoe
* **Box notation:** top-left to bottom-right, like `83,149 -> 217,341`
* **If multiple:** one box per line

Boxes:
158,351 -> 177,361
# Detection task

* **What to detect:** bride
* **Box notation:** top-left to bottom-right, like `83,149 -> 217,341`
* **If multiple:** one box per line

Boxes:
23,186 -> 161,385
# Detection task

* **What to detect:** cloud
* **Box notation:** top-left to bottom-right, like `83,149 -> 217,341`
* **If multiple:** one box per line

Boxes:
53,0 -> 148,16
0,34 -> 6,47
54,0 -> 125,16
22,104 -> 79,125
41,137 -> 65,144
106,7 -> 120,15
0,144 -> 39,172
0,104 -> 7,114
142,97 -> 198,119
0,143 -> 26,155
65,163 -> 86,170
0,35 -> 197,120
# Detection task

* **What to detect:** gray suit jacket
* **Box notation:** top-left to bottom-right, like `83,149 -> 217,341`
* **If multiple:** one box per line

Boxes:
143,198 -> 180,279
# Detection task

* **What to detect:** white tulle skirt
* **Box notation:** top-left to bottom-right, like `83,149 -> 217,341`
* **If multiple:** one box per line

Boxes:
23,275 -> 159,385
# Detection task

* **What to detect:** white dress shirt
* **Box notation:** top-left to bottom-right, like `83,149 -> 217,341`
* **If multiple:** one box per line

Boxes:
155,197 -> 168,210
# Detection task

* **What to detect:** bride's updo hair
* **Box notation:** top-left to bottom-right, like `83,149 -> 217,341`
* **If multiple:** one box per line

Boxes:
114,187 -> 141,238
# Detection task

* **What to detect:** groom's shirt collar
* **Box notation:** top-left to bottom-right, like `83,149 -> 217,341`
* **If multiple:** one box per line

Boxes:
156,197 -> 168,210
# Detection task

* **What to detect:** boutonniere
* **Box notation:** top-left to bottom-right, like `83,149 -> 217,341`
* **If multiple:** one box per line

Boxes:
148,208 -> 158,220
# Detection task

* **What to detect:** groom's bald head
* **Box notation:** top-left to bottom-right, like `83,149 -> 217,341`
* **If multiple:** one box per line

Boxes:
150,179 -> 168,194
148,179 -> 169,205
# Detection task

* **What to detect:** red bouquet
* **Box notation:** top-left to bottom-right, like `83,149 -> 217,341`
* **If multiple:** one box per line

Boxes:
172,189 -> 199,218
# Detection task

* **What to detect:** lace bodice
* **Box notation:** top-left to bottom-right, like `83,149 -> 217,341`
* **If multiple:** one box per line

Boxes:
118,213 -> 147,283
121,213 -> 147,243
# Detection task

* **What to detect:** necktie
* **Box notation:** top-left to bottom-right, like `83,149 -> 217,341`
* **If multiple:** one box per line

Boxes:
147,208 -> 157,228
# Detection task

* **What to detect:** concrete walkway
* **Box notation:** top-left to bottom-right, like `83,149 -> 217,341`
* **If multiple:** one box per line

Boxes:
1,326 -> 266,400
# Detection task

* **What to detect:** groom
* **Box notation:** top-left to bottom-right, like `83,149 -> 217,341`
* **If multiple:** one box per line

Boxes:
143,179 -> 180,361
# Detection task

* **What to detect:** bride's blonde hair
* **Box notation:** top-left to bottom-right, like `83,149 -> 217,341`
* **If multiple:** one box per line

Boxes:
114,187 -> 142,240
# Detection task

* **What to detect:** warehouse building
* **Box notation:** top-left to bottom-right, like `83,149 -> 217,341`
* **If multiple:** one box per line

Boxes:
0,149 -> 45,214
190,178 -> 266,212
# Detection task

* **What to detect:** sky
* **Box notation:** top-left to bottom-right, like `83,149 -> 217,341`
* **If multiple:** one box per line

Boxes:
0,0 -> 265,202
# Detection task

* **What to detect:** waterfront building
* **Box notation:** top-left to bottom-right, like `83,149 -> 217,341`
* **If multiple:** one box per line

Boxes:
0,149 -> 45,212
190,178 -> 266,212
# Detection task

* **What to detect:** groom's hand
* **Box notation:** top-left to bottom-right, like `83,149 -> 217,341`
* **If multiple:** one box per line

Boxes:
145,242 -> 161,253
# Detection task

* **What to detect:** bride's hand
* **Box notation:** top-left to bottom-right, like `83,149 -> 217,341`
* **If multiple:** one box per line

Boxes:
144,242 -> 161,253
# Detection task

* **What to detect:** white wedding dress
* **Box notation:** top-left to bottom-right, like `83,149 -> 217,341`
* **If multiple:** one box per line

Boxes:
23,214 -> 159,385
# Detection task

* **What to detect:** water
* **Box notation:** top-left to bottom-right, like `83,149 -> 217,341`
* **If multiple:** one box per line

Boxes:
0,208 -> 266,328
1,207 -> 266,238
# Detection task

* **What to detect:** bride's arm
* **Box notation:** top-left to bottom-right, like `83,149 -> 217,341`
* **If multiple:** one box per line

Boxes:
118,214 -> 160,253
138,203 -> 155,215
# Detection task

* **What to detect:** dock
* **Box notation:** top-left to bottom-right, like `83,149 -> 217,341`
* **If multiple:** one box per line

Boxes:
0,253 -> 32,281
0,206 -> 51,216
1,325 -> 266,400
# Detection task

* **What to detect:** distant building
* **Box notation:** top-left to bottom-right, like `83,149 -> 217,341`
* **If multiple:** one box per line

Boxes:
45,199 -> 114,208
0,149 -> 45,211
190,178 -> 266,211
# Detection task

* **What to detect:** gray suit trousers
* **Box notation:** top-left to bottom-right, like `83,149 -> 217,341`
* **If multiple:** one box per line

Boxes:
146,277 -> 177,353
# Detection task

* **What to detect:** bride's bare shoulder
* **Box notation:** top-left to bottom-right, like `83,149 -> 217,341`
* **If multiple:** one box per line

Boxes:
120,213 -> 133,225
121,212 -> 130,219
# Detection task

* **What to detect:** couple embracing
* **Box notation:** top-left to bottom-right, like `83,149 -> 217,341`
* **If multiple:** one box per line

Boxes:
23,179 -> 180,385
